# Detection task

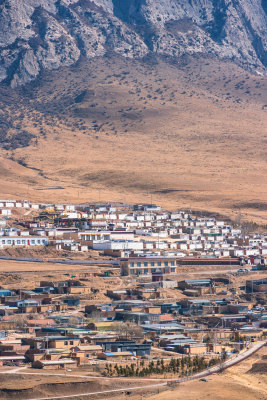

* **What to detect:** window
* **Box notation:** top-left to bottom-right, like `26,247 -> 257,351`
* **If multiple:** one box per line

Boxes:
144,262 -> 148,267
130,262 -> 134,267
150,262 -> 154,267
171,268 -> 175,273
152,269 -> 156,273
70,341 -> 74,345
64,341 -> 68,345
2,240 -> 5,244
164,261 -> 168,266
17,240 -> 21,244
22,240 -> 26,244
37,240 -> 41,244
7,240 -> 11,244
157,262 -> 161,266
137,262 -> 141,267
144,269 -> 148,274
130,269 -> 135,275
171,261 -> 175,266
31,240 -> 35,244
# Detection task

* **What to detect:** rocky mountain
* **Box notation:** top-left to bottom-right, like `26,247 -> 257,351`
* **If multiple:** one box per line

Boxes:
0,0 -> 266,87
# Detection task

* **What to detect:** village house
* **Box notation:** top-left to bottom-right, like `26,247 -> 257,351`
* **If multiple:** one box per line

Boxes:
120,256 -> 177,276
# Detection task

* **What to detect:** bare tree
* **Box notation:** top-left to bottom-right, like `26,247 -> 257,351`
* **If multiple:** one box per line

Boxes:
234,213 -> 256,238
234,213 -> 243,227
12,315 -> 28,329
112,322 -> 144,340
28,313 -> 39,320
68,316 -> 80,326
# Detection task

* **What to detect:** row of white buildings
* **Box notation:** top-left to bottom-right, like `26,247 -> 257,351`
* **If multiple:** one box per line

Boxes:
0,201 -> 266,265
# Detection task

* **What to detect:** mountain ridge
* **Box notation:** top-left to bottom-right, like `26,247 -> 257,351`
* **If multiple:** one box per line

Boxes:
0,0 -> 266,87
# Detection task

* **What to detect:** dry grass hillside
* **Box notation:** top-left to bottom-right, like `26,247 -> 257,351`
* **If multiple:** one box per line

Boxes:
0,55 -> 266,222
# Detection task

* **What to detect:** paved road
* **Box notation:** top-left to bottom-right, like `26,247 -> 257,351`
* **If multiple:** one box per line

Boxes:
2,340 -> 265,400
0,256 -> 119,266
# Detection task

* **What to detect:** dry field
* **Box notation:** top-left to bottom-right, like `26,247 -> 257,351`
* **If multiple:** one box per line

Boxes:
0,56 -> 266,223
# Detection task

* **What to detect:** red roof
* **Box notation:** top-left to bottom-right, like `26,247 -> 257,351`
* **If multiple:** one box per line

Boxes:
2,316 -> 15,321
160,314 -> 175,321
27,319 -> 55,325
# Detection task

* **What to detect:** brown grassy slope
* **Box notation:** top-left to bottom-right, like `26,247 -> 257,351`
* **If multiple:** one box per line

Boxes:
0,55 -> 266,222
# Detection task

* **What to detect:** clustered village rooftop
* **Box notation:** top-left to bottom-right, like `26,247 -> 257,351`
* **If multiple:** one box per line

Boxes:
0,200 -> 266,274
0,200 -> 266,371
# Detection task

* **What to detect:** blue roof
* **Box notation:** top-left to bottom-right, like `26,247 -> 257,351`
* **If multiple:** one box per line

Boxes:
0,289 -> 12,295
104,351 -> 134,356
239,326 -> 260,331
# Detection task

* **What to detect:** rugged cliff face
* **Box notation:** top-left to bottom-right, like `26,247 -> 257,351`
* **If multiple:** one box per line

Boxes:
0,0 -> 266,87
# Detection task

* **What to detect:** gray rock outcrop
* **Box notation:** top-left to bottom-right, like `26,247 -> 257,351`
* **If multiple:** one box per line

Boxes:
0,0 -> 266,87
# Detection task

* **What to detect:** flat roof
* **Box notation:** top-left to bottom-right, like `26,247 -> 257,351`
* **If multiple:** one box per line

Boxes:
35,336 -> 80,341
141,323 -> 185,331
40,359 -> 75,365
104,352 -> 133,356
0,356 -> 25,360
222,315 -> 247,319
